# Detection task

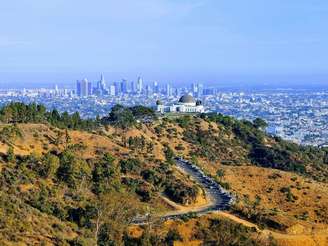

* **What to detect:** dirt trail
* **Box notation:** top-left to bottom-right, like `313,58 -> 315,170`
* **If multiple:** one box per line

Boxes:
159,159 -> 328,246
214,212 -> 328,246
159,194 -> 216,218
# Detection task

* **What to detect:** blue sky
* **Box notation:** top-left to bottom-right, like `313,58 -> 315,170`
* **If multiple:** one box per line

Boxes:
0,0 -> 328,86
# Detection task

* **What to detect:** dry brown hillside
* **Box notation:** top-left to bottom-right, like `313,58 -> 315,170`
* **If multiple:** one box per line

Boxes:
0,118 -> 328,246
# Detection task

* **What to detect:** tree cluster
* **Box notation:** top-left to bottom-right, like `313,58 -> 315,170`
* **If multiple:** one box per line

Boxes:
0,102 -> 156,131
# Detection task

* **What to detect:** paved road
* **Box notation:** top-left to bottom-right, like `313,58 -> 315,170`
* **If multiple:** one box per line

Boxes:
133,158 -> 234,224
173,158 -> 233,212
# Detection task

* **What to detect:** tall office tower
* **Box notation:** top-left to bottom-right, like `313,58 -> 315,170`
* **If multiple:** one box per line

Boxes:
174,88 -> 179,96
197,83 -> 204,97
153,81 -> 159,94
137,76 -> 143,93
109,85 -> 116,96
166,84 -> 171,97
81,79 -> 88,97
114,82 -> 120,95
88,81 -> 92,96
96,73 -> 106,94
100,73 -> 106,90
130,81 -> 135,93
192,83 -> 198,96
121,79 -> 128,94
77,78 -> 91,97
76,80 -> 81,97
146,85 -> 152,96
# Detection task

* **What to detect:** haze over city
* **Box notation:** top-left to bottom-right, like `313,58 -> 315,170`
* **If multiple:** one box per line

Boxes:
1,0 -> 328,87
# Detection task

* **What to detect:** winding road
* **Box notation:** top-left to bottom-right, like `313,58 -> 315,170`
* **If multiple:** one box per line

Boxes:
133,159 -> 328,246
133,157 -> 233,224
166,158 -> 233,215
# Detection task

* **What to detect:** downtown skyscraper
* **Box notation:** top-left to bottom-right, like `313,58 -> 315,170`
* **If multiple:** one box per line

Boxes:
95,74 -> 107,96
120,79 -> 128,94
76,78 -> 92,97
137,76 -> 143,93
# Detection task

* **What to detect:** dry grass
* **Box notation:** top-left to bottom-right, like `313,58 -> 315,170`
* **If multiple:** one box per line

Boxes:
1,122 -> 328,246
221,166 -> 328,228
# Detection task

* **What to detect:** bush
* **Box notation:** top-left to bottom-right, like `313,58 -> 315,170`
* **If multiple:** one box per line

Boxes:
57,151 -> 91,188
101,105 -> 136,129
164,180 -> 198,205
165,229 -> 182,245
176,115 -> 191,128
38,153 -> 60,178
175,144 -> 185,151
129,105 -> 156,121
163,144 -> 174,163
135,185 -> 153,202
120,158 -> 141,174
92,153 -> 118,194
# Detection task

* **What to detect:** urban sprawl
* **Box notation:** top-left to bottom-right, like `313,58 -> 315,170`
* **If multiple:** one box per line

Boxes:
1,74 -> 328,147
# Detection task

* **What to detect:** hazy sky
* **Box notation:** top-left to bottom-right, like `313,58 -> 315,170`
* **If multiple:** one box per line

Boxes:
1,0 -> 328,86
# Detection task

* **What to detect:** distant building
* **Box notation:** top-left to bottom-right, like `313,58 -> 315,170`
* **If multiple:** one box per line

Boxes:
95,74 -> 107,95
114,82 -> 120,95
121,79 -> 128,94
87,80 -> 92,96
76,78 -> 92,97
197,83 -> 204,97
130,81 -> 135,93
109,85 -> 116,96
173,87 -> 179,97
54,84 -> 59,95
137,76 -> 143,93
97,74 -> 106,90
146,85 -> 152,96
192,83 -> 198,96
203,88 -> 216,96
153,81 -> 159,94
76,80 -> 81,96
166,84 -> 171,97
156,94 -> 205,114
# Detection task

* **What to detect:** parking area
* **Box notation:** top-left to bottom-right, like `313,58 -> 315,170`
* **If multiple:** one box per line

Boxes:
174,157 -> 234,212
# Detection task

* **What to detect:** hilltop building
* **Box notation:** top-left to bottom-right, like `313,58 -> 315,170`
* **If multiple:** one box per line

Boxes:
156,94 -> 205,114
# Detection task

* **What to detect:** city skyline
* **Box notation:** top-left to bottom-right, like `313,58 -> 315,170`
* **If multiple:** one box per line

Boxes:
2,72 -> 328,90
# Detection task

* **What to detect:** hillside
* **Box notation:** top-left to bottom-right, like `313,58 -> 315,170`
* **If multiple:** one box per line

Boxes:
0,103 -> 328,245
